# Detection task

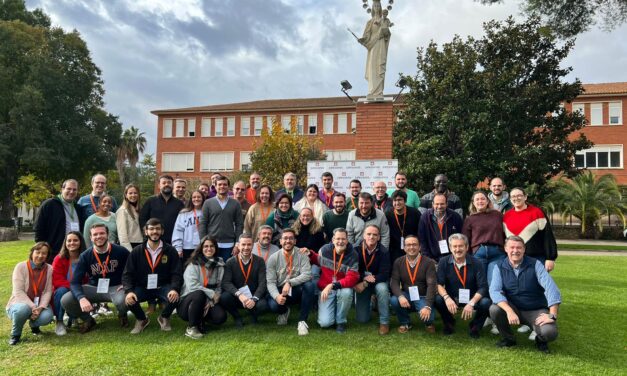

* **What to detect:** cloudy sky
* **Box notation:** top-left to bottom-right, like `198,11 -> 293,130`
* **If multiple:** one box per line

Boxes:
26,0 -> 627,155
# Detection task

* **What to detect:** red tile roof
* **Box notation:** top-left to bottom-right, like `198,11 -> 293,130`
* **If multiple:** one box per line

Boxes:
581,82 -> 627,96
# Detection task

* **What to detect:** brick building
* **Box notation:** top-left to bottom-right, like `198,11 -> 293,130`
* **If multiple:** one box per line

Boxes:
151,82 -> 627,185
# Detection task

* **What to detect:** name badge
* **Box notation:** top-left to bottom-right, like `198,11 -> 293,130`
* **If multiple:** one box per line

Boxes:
70,222 -> 80,232
408,285 -> 420,301
288,287 -> 292,297
33,297 -> 40,306
438,240 -> 449,254
400,237 -> 404,250
97,278 -> 110,294
238,285 -> 253,299
458,289 -> 470,304
147,274 -> 158,289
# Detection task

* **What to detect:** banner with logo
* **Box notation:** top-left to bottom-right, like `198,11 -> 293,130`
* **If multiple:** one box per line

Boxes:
306,160 -> 399,193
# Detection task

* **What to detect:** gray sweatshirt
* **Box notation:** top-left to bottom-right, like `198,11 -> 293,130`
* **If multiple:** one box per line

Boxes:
266,247 -> 312,299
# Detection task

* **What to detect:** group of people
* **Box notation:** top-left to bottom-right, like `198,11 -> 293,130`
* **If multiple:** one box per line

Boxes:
7,171 -> 561,353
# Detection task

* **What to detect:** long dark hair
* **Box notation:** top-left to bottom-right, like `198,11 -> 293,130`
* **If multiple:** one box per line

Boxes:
186,236 -> 219,267
181,190 -> 206,213
59,231 -> 87,259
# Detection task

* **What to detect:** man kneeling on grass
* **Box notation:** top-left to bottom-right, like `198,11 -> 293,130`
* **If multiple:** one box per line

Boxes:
489,235 -> 561,353
122,218 -> 183,334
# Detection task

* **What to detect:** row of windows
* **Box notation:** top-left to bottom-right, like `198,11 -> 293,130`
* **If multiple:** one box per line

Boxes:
572,101 -> 622,126
161,150 -> 357,172
575,145 -> 623,169
162,113 -> 356,138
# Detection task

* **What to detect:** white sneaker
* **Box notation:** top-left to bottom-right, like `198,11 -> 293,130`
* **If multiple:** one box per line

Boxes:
490,324 -> 499,335
517,324 -> 531,333
55,321 -> 67,336
277,308 -> 290,326
297,321 -> 309,336
528,330 -> 537,341
483,317 -> 493,328
130,318 -> 150,334
185,326 -> 203,339
98,305 -> 113,316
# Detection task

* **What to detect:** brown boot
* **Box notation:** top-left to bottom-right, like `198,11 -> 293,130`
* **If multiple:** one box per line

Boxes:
79,318 -> 97,334
379,324 -> 390,335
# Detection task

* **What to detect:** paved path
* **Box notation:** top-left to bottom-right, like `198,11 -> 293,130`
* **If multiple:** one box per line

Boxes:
559,250 -> 627,257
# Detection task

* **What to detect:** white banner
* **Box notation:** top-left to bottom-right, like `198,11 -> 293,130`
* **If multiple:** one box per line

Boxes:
306,160 -> 399,193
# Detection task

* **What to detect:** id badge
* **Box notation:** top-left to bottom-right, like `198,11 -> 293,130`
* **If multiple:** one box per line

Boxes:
70,222 -> 80,232
33,297 -> 40,306
147,274 -> 158,289
400,237 -> 404,250
238,285 -> 253,299
438,240 -> 450,254
288,287 -> 292,297
97,278 -> 110,294
409,285 -> 420,301
332,276 -> 337,283
458,288 -> 470,304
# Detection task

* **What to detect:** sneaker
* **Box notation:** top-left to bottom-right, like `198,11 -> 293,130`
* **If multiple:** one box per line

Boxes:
130,318 -> 150,334
535,337 -> 550,353
398,324 -> 411,334
119,316 -> 129,328
79,318 -> 97,334
528,330 -> 537,340
517,324 -> 531,333
157,316 -> 172,331
483,317 -> 493,328
297,321 -> 309,336
490,324 -> 499,335
185,326 -> 203,340
496,338 -> 517,348
55,321 -> 67,336
276,308 -> 290,326
336,323 -> 346,334
425,324 -> 436,334
31,326 -> 42,335
98,305 -> 113,316
378,324 -> 389,335
8,335 -> 20,345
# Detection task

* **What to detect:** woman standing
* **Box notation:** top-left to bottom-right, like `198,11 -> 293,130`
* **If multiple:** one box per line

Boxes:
172,190 -> 205,263
83,194 -> 118,247
266,194 -> 299,245
178,237 -> 227,339
6,242 -> 54,345
294,184 -> 329,225
117,184 -> 143,251
244,185 -> 275,241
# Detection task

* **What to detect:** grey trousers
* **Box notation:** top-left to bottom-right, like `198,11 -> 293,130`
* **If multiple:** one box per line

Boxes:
489,304 -> 558,342
61,284 -> 128,321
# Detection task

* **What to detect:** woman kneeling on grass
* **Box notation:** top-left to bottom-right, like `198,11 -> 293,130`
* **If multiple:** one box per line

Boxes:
6,242 -> 54,345
178,236 -> 227,339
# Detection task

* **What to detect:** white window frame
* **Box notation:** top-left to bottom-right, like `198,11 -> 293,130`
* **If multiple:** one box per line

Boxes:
187,118 -> 196,137
162,152 -> 194,172
282,115 -> 291,133
254,116 -> 263,136
590,103 -> 602,126
175,119 -> 184,137
240,151 -> 251,171
215,118 -> 224,137
323,114 -> 334,134
163,119 -> 173,138
575,145 -> 623,169
226,117 -> 235,136
609,102 -> 622,125
337,113 -> 347,134
350,112 -> 357,133
308,114 -> 317,135
324,149 -> 356,161
572,103 -> 585,116
201,118 -> 211,137
241,117 -> 250,136
200,152 -> 234,172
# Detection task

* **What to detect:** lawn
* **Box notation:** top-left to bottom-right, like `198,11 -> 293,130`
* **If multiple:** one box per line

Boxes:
1,240 -> 625,375
557,243 -> 627,251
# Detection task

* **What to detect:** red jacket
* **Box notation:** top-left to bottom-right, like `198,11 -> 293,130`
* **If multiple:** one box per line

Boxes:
310,243 -> 360,290
52,255 -> 86,290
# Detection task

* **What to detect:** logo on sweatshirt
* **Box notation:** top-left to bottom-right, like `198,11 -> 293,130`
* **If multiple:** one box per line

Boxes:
162,255 -> 168,264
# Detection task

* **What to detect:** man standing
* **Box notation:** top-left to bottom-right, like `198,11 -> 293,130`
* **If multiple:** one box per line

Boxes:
488,177 -> 513,213
35,179 -> 83,261
245,172 -> 261,205
198,182 -> 210,198
435,233 -> 491,338
386,172 -> 420,209
253,225 -> 280,261
122,218 -> 182,334
319,172 -> 338,209
77,174 -> 119,224
373,181 -> 392,211
139,174 -> 185,245
354,225 -> 391,335
207,173 -> 222,199
199,176 -> 243,261
220,234 -> 268,327
419,174 -> 463,217
322,194 -> 349,241
173,178 -> 188,202
266,229 -> 315,336
390,236 -> 437,334
233,180 -> 251,217
385,190 -> 421,262
489,236 -> 561,353
61,223 -> 129,333
346,192 -> 390,249
346,179 -> 362,212
418,193 -> 463,262
275,172 -> 304,204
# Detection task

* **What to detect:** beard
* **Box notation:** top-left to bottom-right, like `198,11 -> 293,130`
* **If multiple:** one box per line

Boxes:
161,186 -> 173,195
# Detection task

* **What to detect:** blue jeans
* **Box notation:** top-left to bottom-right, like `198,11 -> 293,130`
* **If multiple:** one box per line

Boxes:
474,245 -> 506,286
390,292 -> 435,326
266,281 -> 315,322
128,285 -> 178,320
355,282 -> 390,325
53,287 -> 71,321
218,247 -> 233,262
6,303 -> 54,337
318,288 -> 353,327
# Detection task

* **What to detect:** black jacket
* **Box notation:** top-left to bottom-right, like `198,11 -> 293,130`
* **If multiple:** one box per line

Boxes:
122,242 -> 183,293
34,197 -> 84,261
139,194 -> 184,244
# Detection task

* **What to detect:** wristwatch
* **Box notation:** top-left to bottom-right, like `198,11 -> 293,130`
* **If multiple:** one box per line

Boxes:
548,313 -> 557,321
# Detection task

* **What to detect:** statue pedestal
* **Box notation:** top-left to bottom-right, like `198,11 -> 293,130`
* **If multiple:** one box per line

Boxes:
355,97 -> 395,159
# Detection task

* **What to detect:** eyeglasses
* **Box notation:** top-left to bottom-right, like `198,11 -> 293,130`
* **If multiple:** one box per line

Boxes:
234,188 -> 245,191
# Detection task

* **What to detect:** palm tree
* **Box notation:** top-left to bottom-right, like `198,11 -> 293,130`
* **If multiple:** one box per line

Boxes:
115,127 -> 147,185
547,171 -> 627,237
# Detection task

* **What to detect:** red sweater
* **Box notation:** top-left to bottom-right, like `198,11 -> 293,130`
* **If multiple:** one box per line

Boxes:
51,255 -> 86,290
310,243 -> 360,290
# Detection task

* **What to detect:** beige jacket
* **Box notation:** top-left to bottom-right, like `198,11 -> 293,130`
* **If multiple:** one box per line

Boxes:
6,261 -> 53,310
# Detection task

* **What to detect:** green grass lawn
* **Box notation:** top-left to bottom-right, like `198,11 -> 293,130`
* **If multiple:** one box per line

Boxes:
558,243 -> 627,251
1,240 -> 625,375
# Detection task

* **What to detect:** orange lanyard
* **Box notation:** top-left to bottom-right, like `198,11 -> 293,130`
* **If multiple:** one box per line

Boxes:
454,262 -> 467,288
324,190 -> 334,207
394,208 -> 407,236
351,196 -> 357,209
193,209 -> 199,230
238,256 -> 254,284
89,194 -> 97,212
201,265 -> 212,287
333,248 -> 345,278
405,255 -> 422,285
362,243 -> 376,271
437,220 -> 446,240
257,244 -> 269,262
144,248 -> 163,273
283,251 -> 293,275
259,205 -> 271,222
27,262 -> 47,298
93,244 -> 111,278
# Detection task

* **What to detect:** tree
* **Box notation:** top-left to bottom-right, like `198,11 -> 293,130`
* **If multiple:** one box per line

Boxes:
0,1 -> 122,219
250,118 -> 326,190
136,154 -> 157,205
393,17 -> 591,206
115,126 -> 147,186
546,171 -> 626,237
479,0 -> 627,38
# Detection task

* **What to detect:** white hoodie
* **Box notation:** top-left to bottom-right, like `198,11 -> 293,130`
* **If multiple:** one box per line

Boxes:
171,209 -> 202,251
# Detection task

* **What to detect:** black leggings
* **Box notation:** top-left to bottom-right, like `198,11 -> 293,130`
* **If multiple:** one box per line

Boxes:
178,290 -> 227,328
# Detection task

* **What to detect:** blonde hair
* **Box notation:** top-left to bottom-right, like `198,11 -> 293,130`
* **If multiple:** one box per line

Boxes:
292,208 -> 322,235
468,191 -> 494,215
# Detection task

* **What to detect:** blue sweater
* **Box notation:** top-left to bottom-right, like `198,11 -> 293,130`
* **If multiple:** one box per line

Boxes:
418,208 -> 463,261
70,244 -> 129,300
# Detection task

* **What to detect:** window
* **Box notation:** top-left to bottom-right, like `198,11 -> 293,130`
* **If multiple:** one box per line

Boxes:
163,119 -> 173,138
215,118 -> 223,137
572,103 -> 585,116
200,152 -> 234,171
162,153 -> 194,172
254,117 -> 263,136
282,115 -> 291,133
590,103 -> 602,126
240,151 -> 251,171
337,113 -> 347,134
325,149 -> 356,161
350,112 -> 357,133
201,118 -> 211,137
175,119 -> 184,137
609,102 -> 622,125
226,117 -> 235,136
187,118 -> 196,137
241,117 -> 250,136
323,114 -> 334,134
296,115 -> 304,134
575,145 -> 623,169
308,114 -> 317,134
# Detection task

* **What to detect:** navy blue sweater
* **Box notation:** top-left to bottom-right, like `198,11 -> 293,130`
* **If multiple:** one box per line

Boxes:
418,208 -> 463,262
70,244 -> 129,300
354,241 -> 391,283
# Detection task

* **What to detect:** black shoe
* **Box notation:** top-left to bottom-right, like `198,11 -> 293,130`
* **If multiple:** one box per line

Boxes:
8,335 -> 20,345
469,325 -> 480,339
234,318 -> 244,329
496,338 -> 517,348
443,323 -> 455,336
336,324 -> 346,334
119,315 -> 129,328
31,326 -> 42,335
79,318 -> 97,334
535,338 -> 550,353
